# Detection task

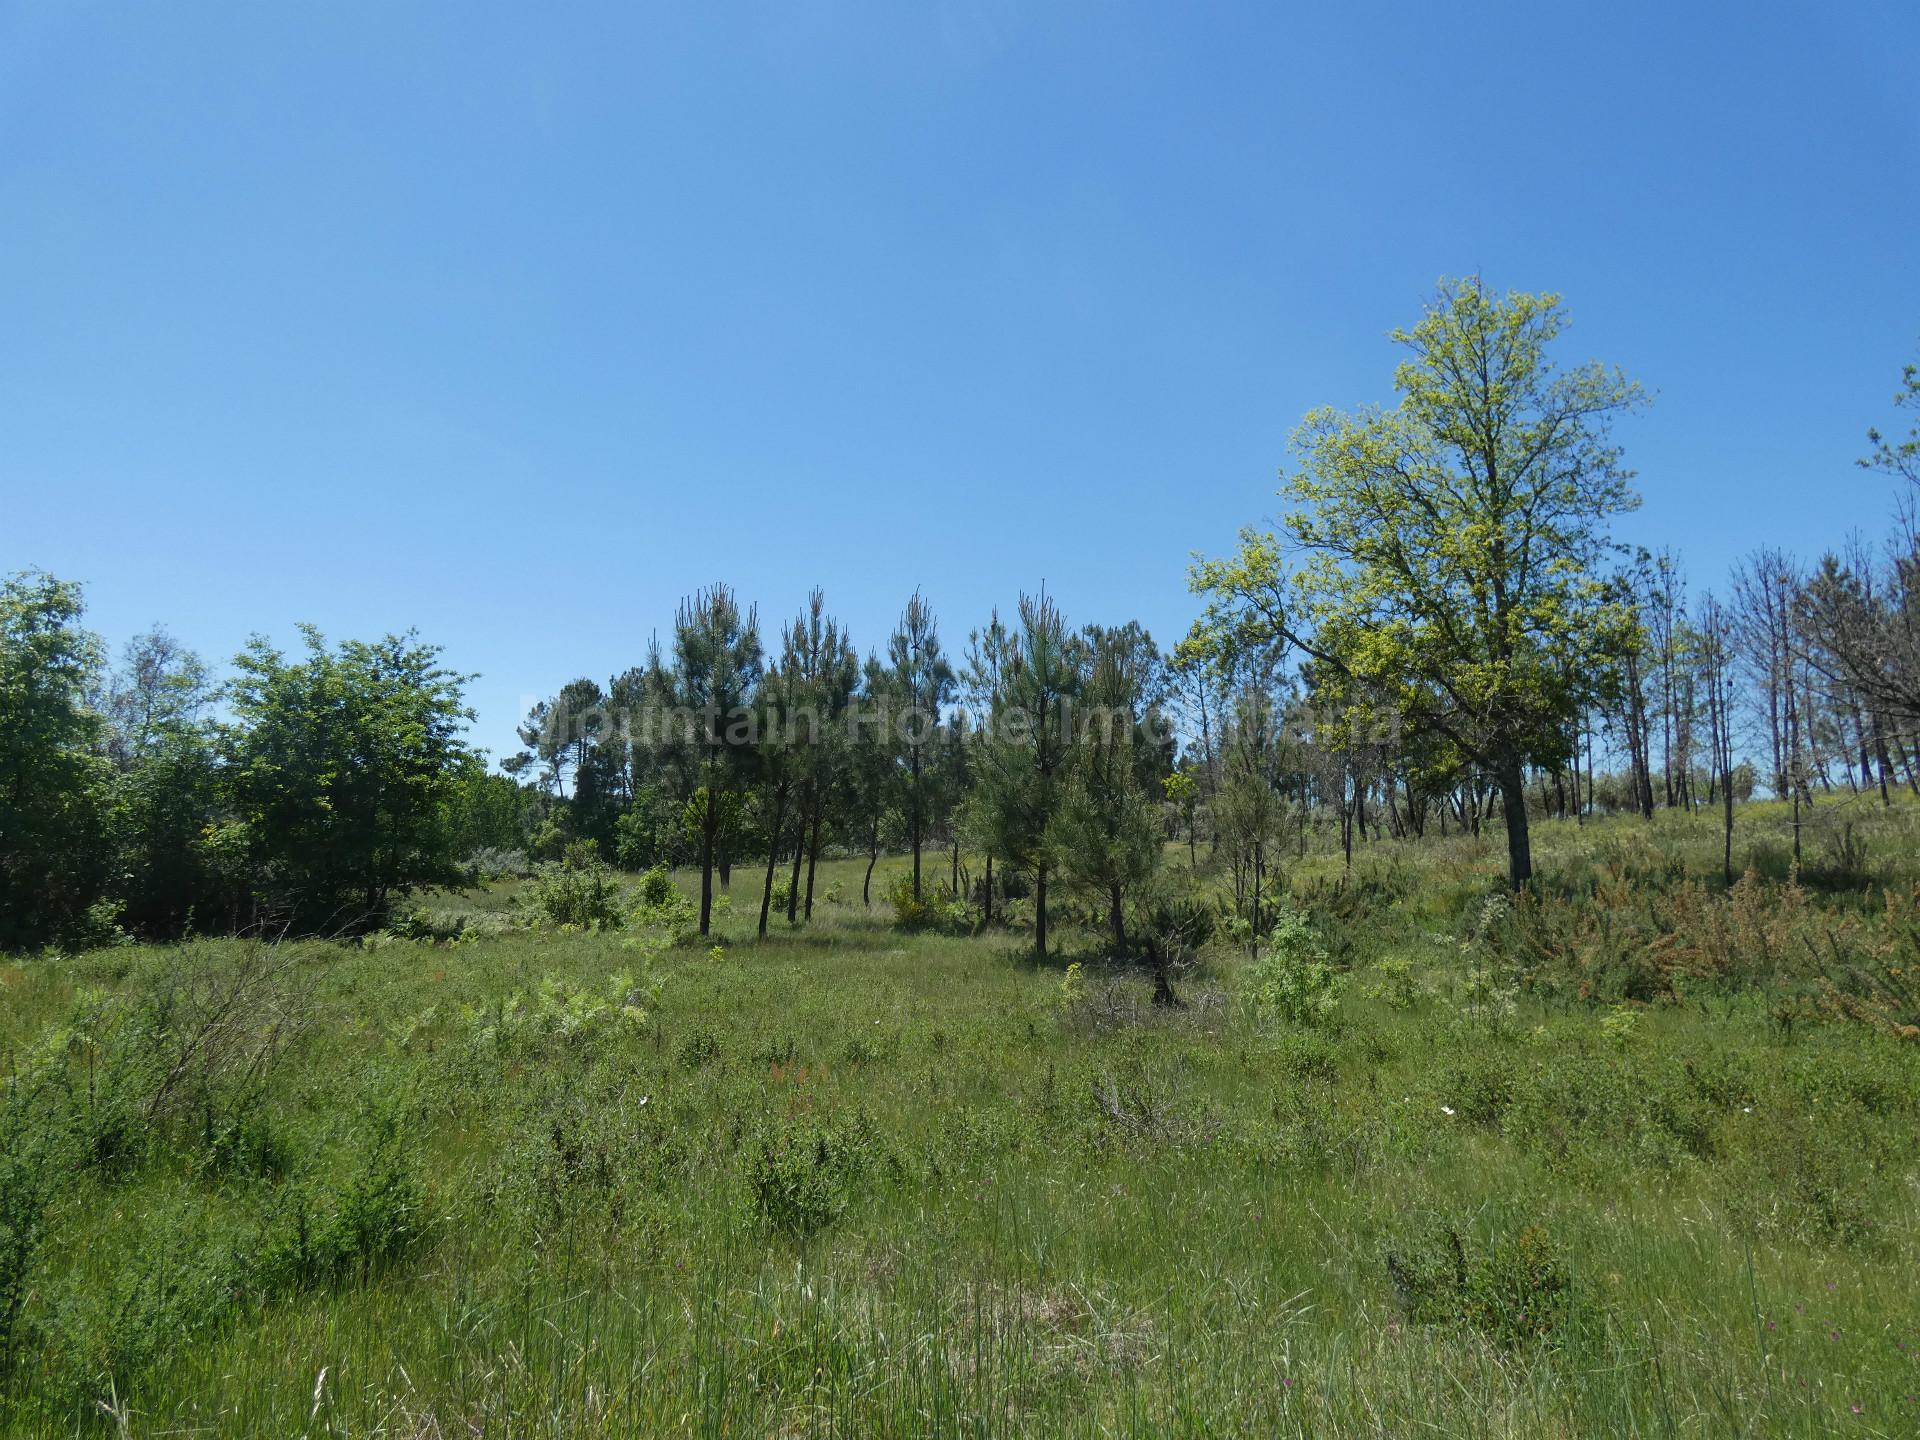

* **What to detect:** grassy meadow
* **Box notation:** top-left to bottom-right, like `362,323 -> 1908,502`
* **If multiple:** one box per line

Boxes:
4,803 -> 1920,1436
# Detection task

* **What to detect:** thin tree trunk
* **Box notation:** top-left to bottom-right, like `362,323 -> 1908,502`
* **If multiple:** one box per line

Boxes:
698,786 -> 718,935
786,833 -> 804,923
1251,840 -> 1263,960
803,805 -> 822,918
1034,867 -> 1048,959
758,782 -> 787,939
910,747 -> 922,902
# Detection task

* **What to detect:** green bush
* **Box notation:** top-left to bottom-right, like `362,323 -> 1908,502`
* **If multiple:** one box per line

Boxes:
1242,907 -> 1345,1028
1385,1219 -> 1579,1349
748,1121 -> 876,1238
529,840 -> 624,929
887,872 -> 967,932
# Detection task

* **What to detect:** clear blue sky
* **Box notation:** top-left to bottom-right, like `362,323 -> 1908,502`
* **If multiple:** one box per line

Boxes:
5,1 -> 1916,764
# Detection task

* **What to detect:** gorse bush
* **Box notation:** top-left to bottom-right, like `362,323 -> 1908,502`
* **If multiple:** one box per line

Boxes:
887,872 -> 967,932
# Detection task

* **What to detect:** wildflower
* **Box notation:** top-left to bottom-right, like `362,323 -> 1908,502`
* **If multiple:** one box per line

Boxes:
1439,1104 -> 1456,1117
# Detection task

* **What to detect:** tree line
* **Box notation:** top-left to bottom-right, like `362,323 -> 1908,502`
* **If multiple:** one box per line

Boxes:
5,281 -> 1916,956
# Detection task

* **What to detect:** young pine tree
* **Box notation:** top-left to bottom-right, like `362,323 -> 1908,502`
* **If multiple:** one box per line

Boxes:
669,586 -> 762,936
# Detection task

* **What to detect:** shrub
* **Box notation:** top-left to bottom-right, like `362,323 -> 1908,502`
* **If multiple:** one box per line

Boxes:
1362,954 -> 1421,1010
465,846 -> 530,881
887,873 -> 967,932
41,1212 -> 237,1405
256,1110 -> 429,1289
1599,1004 -> 1643,1050
1445,1051 -> 1516,1128
0,1094 -> 59,1377
332,1110 -> 429,1275
1134,891 -> 1216,968
529,841 -> 624,929
630,865 -> 697,936
749,1120 -> 876,1238
1242,907 -> 1345,1028
676,1023 -> 721,1069
635,865 -> 678,908
1273,1031 -> 1341,1085
1385,1219 -> 1578,1349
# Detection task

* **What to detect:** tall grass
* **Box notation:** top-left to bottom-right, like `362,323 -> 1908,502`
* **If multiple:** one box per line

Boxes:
3,810 -> 1919,1436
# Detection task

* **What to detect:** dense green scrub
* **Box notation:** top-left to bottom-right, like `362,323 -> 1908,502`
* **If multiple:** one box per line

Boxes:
4,810 -> 1920,1437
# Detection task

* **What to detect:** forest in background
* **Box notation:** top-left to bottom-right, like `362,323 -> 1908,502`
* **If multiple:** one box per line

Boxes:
5,281 -> 1919,962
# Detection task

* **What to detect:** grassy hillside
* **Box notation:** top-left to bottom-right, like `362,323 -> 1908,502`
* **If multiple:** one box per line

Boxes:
3,805 -> 1920,1436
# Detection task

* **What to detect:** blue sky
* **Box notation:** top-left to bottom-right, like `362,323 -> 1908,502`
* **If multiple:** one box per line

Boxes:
5,0 -> 1917,764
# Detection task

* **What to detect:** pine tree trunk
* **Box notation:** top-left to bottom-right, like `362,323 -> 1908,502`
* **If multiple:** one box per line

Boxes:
1034,867 -> 1048,959
910,746 -> 922,903
1252,841 -> 1263,960
758,783 -> 787,939
786,789 -> 808,923
698,787 -> 717,935
803,806 -> 822,918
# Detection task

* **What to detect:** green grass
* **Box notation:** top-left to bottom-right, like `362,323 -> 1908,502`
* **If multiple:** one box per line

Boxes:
4,818 -> 1920,1437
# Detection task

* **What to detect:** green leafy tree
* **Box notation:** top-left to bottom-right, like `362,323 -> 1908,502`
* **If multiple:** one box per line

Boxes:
1193,279 -> 1644,889
441,755 -> 539,857
101,626 -> 212,769
101,630 -> 224,938
221,627 -> 475,932
0,571 -> 112,948
613,784 -> 681,871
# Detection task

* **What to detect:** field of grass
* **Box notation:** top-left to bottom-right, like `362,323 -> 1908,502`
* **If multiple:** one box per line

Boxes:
4,803 -> 1920,1437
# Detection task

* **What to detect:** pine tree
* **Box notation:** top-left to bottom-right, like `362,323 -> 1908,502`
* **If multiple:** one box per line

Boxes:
669,586 -> 762,936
